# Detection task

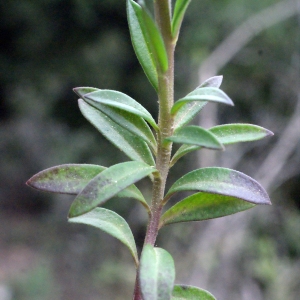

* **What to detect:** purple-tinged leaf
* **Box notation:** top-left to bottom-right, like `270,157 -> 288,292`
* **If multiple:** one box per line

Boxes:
69,208 -> 139,267
160,192 -> 255,227
69,161 -> 156,217
164,167 -> 271,205
27,164 -> 149,211
26,164 -> 105,195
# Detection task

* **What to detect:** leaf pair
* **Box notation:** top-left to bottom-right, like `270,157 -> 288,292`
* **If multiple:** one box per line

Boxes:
170,123 -> 274,167
27,161 -> 157,265
139,244 -> 216,300
167,75 -> 273,166
74,87 -> 158,165
159,167 -> 271,228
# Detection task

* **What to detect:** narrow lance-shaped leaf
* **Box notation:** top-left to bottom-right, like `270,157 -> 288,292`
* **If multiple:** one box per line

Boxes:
172,0 -> 191,39
69,208 -> 139,267
26,164 -> 105,194
83,89 -> 158,131
210,123 -> 274,144
69,161 -> 156,217
85,102 -> 157,152
165,126 -> 224,150
171,87 -> 234,115
170,123 -> 273,167
164,167 -> 271,205
172,285 -> 216,300
79,99 -> 155,166
127,0 -> 158,90
140,244 -> 175,300
26,164 -> 149,211
160,192 -> 255,228
139,3 -> 168,72
173,75 -> 224,130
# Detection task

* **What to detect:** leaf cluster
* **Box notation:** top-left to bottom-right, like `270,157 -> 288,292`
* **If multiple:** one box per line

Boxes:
26,0 -> 273,299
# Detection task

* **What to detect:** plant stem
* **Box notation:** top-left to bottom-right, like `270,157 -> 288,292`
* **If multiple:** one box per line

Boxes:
144,0 -> 174,247
133,0 -> 175,299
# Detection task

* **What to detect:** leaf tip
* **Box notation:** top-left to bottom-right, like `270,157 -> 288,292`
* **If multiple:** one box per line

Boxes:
266,129 -> 274,137
26,178 -> 33,188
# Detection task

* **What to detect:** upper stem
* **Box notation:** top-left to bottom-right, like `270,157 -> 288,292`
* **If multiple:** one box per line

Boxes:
144,0 -> 175,246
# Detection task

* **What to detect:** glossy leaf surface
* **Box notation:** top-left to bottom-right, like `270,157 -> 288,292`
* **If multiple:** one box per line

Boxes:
84,89 -> 158,130
69,161 -> 156,217
69,208 -> 139,266
127,0 -> 158,90
173,76 -> 223,130
160,192 -> 255,227
165,167 -> 271,205
171,87 -> 233,115
79,99 -> 155,166
172,285 -> 216,300
26,164 -> 105,194
140,244 -> 175,300
165,126 -> 224,150
210,123 -> 274,144
172,0 -> 191,38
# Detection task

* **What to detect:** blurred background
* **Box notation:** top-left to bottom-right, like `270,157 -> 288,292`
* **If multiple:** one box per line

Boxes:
0,0 -> 299,299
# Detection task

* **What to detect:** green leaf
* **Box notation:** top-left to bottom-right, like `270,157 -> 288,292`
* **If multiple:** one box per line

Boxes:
139,3 -> 169,72
160,192 -> 255,227
26,164 -> 105,194
165,126 -> 224,150
170,144 -> 200,168
210,123 -> 274,144
69,208 -> 139,267
127,0 -> 158,90
85,102 -> 157,152
83,89 -> 158,131
69,161 -> 156,217
79,99 -> 155,166
140,244 -> 175,300
173,76 -> 224,130
172,0 -> 191,38
171,87 -> 234,115
164,167 -> 271,205
170,123 -> 273,167
172,285 -> 216,300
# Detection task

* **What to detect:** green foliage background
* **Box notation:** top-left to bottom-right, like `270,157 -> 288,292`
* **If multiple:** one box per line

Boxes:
0,0 -> 299,299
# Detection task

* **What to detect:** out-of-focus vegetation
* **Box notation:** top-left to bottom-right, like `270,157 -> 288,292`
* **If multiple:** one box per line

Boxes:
0,0 -> 299,299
